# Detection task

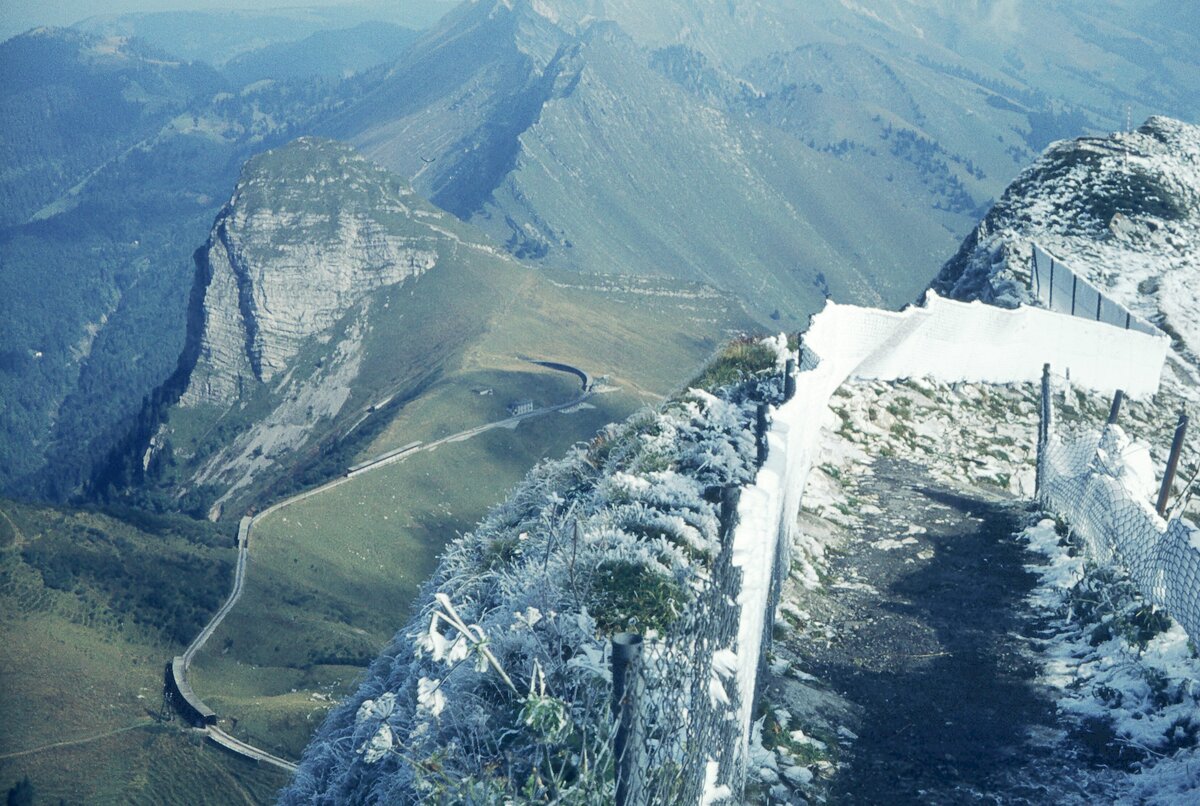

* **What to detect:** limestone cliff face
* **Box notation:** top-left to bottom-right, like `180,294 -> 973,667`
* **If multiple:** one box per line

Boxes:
180,137 -> 437,406
113,134 -> 523,515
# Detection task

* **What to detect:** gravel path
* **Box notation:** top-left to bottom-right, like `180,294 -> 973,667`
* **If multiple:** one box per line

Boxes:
792,457 -> 1125,805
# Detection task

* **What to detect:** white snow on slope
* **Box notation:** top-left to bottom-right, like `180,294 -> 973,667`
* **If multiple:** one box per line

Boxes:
1023,519 -> 1200,804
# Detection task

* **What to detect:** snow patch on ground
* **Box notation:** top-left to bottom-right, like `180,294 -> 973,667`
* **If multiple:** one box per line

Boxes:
871,536 -> 918,550
1023,519 -> 1200,803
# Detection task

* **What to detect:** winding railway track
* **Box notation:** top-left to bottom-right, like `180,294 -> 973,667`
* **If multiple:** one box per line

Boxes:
165,362 -> 596,774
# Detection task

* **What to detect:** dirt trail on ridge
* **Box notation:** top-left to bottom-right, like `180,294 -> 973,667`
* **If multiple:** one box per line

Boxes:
792,457 -> 1126,805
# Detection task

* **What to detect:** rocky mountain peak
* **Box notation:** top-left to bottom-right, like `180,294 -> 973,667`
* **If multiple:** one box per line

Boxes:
181,138 -> 438,405
931,115 -> 1200,383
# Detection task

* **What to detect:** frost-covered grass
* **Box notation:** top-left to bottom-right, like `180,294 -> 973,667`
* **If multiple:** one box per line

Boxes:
1023,519 -> 1200,804
826,376 -> 1196,518
283,357 -> 787,802
830,377 -> 1041,496
689,335 -> 794,392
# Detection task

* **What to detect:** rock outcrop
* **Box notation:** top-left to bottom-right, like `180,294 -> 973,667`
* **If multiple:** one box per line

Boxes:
931,116 -> 1200,383
181,137 -> 437,406
87,136 -> 500,513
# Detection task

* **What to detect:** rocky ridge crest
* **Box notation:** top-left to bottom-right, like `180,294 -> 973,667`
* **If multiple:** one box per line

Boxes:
931,115 -> 1200,385
181,137 -> 438,405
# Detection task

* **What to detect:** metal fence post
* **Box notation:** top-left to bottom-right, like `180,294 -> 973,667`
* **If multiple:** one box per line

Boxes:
1036,364 -> 1051,499
1107,390 -> 1125,425
612,632 -> 643,806
1156,409 -> 1189,517
784,358 -> 796,401
720,485 -> 741,544
1032,247 -> 1041,297
756,403 -> 769,467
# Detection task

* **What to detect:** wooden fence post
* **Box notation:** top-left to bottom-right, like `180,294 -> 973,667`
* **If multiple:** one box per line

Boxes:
1157,409 -> 1189,517
1036,364 -> 1051,498
720,485 -> 741,543
756,402 -> 769,467
611,632 -> 644,806
1107,390 -> 1125,425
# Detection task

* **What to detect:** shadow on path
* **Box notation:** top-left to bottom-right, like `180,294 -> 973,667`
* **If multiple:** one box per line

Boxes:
800,458 -> 1122,804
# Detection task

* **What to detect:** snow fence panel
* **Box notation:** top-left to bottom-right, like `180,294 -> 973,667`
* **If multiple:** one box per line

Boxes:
1032,243 -> 1159,336
805,292 -> 1168,396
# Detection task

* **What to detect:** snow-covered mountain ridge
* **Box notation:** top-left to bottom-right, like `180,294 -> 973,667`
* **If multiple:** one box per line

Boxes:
284,258 -> 1186,800
933,116 -> 1200,388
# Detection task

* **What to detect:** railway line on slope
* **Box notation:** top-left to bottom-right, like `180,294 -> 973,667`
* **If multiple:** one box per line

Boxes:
164,362 -> 596,774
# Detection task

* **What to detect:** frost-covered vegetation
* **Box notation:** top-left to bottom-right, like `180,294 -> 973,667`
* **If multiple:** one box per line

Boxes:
284,339 -> 789,803
1024,519 -> 1200,802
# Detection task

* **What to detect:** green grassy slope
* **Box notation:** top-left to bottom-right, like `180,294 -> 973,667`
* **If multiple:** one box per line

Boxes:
146,138 -> 751,518
0,500 -> 288,804
189,390 -> 637,759
185,266 -> 748,758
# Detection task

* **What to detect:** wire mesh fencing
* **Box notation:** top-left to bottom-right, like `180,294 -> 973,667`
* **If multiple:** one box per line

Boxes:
1037,370 -> 1200,645
608,485 -> 786,804
611,513 -> 742,801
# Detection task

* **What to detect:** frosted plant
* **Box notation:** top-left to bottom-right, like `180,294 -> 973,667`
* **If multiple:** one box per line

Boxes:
282,359 -> 780,803
416,593 -> 518,692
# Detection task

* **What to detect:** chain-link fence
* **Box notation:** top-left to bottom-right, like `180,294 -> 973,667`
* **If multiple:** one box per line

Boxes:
610,493 -> 748,803
1037,370 -> 1200,644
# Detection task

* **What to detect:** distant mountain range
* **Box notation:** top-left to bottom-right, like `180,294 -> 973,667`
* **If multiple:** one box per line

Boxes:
320,0 -> 1197,316
221,23 -> 420,86
1,0 -> 1197,505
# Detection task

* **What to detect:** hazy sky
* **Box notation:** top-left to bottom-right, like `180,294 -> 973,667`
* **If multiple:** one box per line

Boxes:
0,0 -> 408,40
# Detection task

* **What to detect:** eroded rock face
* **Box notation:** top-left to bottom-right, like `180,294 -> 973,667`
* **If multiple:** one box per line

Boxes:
181,138 -> 437,406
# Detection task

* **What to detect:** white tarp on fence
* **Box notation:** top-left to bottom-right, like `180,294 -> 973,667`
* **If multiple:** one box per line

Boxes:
720,289 -> 1171,796
810,291 -> 1169,397
1031,243 -> 1159,337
